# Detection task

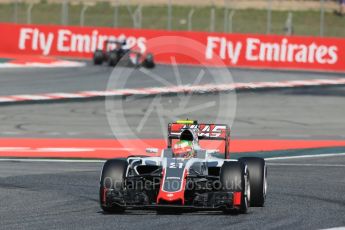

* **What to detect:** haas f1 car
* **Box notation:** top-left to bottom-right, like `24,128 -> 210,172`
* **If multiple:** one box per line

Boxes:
99,120 -> 267,214
93,40 -> 155,68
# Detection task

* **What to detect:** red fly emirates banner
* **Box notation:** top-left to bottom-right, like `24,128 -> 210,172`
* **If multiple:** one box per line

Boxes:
0,23 -> 344,72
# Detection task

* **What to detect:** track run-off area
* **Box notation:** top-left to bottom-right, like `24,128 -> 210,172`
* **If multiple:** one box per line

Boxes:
0,63 -> 344,229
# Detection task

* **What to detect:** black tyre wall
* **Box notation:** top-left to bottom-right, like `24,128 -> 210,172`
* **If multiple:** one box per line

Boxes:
93,50 -> 104,65
99,159 -> 128,213
143,53 -> 155,68
220,161 -> 249,213
238,157 -> 267,207
108,52 -> 119,66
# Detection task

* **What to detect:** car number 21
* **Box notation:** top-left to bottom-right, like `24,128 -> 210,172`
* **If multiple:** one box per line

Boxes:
169,162 -> 184,169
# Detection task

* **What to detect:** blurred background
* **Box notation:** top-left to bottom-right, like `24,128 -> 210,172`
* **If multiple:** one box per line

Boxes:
0,0 -> 343,37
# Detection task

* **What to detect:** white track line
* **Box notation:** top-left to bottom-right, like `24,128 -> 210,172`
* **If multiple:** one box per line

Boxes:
0,61 -> 86,68
0,158 -> 105,163
265,152 -> 345,161
0,147 -> 133,152
0,152 -> 345,163
267,163 -> 345,167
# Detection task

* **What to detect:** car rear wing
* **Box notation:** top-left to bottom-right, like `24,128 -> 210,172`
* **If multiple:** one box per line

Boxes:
102,40 -> 122,51
103,39 -> 142,54
167,121 -> 231,159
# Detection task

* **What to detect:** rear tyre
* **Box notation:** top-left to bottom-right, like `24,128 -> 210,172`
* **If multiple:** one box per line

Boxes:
108,52 -> 119,67
238,157 -> 267,207
93,50 -> 104,65
99,159 -> 128,213
220,161 -> 250,214
142,53 -> 155,68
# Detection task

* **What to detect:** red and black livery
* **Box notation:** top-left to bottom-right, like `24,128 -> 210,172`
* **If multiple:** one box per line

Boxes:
93,40 -> 154,68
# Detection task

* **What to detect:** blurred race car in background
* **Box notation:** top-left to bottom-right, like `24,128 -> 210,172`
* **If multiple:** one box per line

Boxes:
99,120 -> 267,214
93,40 -> 155,68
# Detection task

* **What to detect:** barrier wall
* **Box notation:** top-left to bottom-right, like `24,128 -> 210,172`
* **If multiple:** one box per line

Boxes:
1,23 -> 344,72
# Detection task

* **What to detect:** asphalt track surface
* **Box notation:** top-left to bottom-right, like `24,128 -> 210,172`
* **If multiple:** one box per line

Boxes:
0,62 -> 344,96
0,86 -> 344,139
0,155 -> 344,230
0,64 -> 345,229
0,63 -> 344,139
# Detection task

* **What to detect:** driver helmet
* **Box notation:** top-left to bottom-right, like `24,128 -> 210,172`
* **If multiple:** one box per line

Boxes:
173,140 -> 195,158
118,37 -> 127,46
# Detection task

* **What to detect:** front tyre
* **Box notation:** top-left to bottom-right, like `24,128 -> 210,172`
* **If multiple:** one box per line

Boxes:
220,161 -> 250,214
99,159 -> 128,213
238,157 -> 267,207
142,53 -> 155,68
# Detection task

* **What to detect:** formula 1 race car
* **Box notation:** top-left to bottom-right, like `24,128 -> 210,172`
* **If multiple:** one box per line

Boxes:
99,120 -> 267,214
93,40 -> 155,68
